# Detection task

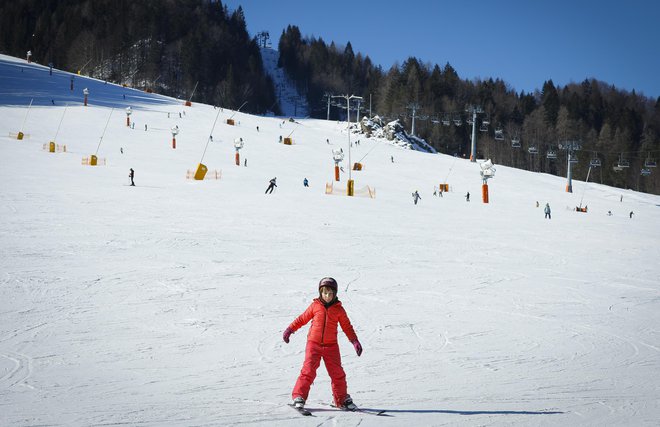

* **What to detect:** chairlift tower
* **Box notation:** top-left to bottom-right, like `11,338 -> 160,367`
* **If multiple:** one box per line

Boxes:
406,102 -> 421,136
332,94 -> 363,195
324,93 -> 333,121
559,140 -> 581,192
466,105 -> 483,162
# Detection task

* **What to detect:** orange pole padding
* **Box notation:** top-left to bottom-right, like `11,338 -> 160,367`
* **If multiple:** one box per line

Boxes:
334,165 -> 340,181
235,152 -> 240,166
84,95 -> 88,106
482,183 -> 489,203
172,137 -> 176,149
126,117 -> 130,127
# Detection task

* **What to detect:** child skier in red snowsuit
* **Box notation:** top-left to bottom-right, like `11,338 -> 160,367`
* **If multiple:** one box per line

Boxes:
283,277 -> 363,410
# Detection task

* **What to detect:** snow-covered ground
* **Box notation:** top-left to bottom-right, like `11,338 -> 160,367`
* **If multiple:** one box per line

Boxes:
1,54 -> 659,426
261,48 -> 309,118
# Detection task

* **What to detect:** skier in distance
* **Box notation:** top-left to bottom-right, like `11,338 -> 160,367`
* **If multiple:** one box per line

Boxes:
412,190 -> 421,205
265,177 -> 277,194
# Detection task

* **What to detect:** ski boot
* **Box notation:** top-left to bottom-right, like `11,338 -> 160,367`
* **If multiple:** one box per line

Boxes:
338,395 -> 357,411
292,396 -> 305,409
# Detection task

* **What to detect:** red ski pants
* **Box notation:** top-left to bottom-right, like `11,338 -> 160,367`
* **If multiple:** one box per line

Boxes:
292,341 -> 347,405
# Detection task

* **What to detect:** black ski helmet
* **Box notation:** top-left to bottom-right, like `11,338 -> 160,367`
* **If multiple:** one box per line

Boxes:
318,277 -> 338,294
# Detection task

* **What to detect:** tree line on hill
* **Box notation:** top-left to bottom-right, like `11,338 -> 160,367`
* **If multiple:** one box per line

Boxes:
0,0 -> 279,114
278,26 -> 660,195
1,1 -> 659,194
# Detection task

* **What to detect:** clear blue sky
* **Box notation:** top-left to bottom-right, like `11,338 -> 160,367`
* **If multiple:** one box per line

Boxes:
222,0 -> 660,99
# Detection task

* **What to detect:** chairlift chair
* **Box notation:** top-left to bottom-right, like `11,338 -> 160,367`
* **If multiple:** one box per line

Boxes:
528,146 -> 538,155
546,150 -> 557,159
494,129 -> 504,141
453,115 -> 462,126
482,117 -> 490,126
589,157 -> 601,167
569,154 -> 579,163
641,168 -> 652,176
442,114 -> 450,126
479,122 -> 488,132
511,137 -> 521,148
644,156 -> 657,168
617,155 -> 630,168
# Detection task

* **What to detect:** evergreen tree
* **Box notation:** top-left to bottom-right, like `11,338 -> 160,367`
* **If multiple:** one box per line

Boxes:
542,80 -> 560,126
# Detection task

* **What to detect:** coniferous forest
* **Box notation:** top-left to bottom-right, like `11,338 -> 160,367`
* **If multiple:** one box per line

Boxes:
0,0 -> 278,114
1,1 -> 659,194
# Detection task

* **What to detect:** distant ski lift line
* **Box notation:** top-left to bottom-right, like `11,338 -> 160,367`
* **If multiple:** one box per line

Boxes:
644,154 -> 657,168
617,154 -> 630,168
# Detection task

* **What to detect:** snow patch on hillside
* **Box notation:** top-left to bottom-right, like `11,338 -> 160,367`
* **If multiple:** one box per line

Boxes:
360,115 -> 437,153
260,47 -> 309,118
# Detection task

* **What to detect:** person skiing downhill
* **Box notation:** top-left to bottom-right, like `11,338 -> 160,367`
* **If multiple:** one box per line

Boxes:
265,177 -> 277,194
412,190 -> 421,205
128,168 -> 135,186
544,203 -> 551,219
283,277 -> 362,411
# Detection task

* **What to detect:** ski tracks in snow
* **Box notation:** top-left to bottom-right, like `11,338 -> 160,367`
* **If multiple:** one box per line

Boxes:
0,351 -> 33,389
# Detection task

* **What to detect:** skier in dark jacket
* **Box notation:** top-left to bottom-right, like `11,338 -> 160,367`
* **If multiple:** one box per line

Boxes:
412,190 -> 421,205
265,177 -> 277,194
129,168 -> 135,186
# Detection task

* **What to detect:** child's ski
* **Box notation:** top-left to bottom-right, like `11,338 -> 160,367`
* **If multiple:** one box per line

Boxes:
288,403 -> 313,416
330,404 -> 388,416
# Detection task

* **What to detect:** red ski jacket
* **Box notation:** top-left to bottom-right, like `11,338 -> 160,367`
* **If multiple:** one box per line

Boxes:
289,299 -> 357,345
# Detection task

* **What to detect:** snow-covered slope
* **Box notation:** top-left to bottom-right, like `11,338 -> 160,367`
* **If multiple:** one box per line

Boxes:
261,47 -> 309,118
1,54 -> 660,426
